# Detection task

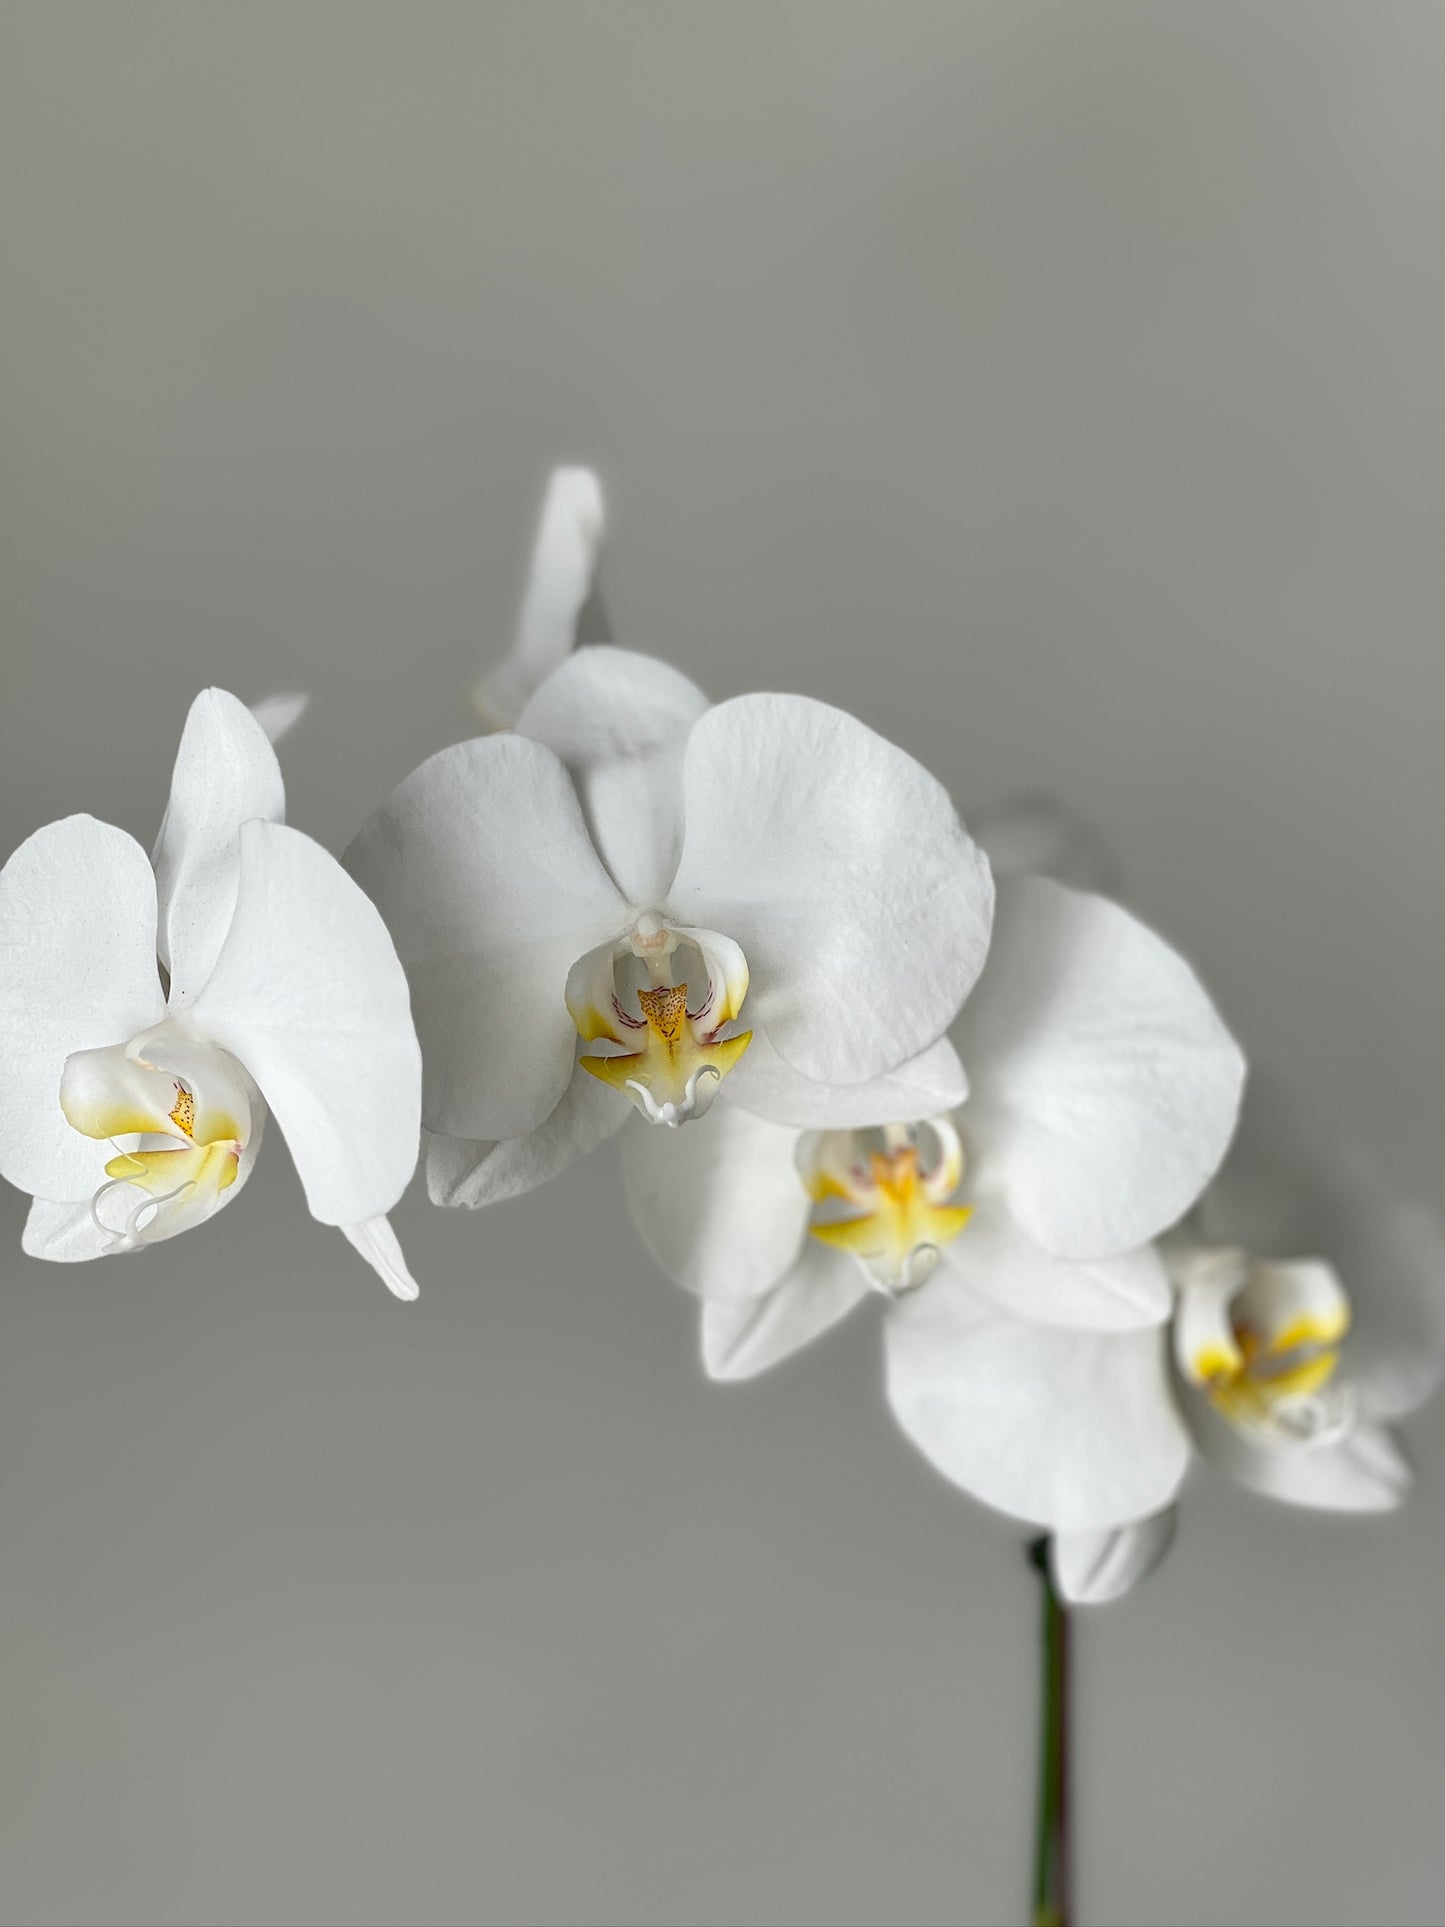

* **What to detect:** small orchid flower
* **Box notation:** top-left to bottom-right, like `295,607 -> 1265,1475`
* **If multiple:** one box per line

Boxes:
1046,1083 -> 1445,1601
348,489 -> 993,1205
0,689 -> 423,1298
980,805 -> 1445,1594
1175,1082 -> 1445,1510
626,876 -> 1245,1533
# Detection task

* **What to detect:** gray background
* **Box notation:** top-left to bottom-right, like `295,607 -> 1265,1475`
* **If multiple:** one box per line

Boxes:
1,6 -> 1442,1924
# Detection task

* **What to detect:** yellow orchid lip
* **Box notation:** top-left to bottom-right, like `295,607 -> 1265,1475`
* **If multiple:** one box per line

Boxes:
1180,1254 -> 1356,1444
1196,1314 -> 1349,1434
59,1030 -> 252,1253
94,1137 -> 243,1246
805,1118 -> 972,1295
568,919 -> 753,1126
581,979 -> 753,1126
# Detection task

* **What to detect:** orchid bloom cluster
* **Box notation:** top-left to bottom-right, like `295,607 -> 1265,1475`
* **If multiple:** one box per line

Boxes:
3,468 -> 1441,1611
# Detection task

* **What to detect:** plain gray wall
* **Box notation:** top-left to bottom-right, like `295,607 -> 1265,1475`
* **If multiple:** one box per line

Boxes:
2,7 -> 1443,1924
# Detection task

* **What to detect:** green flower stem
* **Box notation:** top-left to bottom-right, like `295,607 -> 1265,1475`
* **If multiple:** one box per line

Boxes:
1028,1537 -> 1072,1927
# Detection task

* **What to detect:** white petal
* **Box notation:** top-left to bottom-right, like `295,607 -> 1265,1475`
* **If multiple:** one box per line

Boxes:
1049,1509 -> 1177,1607
885,1273 -> 1191,1532
702,1242 -> 869,1379
474,467 -> 605,728
249,693 -> 308,745
192,820 -> 421,1226
666,694 -> 993,1086
341,1215 -> 419,1302
1232,1257 -> 1350,1360
345,732 -> 626,1141
0,816 -> 166,1203
967,793 -> 1117,893
622,1105 -> 812,1302
515,646 -> 710,907
723,1031 -> 969,1130
1201,1078 -> 1445,1420
1169,1243 -> 1250,1378
426,1060 -> 629,1209
1187,1391 -> 1412,1511
944,1202 -> 1172,1332
958,878 -> 1245,1261
152,688 -> 287,1000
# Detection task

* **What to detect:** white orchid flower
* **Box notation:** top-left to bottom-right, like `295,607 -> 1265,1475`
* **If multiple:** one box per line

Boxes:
626,876 -> 1245,1533
1172,1082 -> 1445,1511
1047,1083 -> 1445,1603
348,634 -> 993,1208
982,800 -> 1445,1593
0,689 -> 423,1299
359,463 -> 986,1209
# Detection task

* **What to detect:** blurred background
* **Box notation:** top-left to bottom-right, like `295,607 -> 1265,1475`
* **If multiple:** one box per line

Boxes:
2,6 -> 1443,1923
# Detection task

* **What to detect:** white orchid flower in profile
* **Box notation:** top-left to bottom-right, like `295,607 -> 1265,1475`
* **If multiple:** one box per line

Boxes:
626,875 -> 1245,1534
347,482 -> 993,1212
0,689 -> 423,1299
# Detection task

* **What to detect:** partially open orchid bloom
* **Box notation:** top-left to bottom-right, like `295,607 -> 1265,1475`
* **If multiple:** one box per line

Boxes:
626,876 -> 1245,1534
0,690 -> 423,1299
1047,1509 -> 1176,1607
472,466 -> 605,730
349,633 -> 994,1211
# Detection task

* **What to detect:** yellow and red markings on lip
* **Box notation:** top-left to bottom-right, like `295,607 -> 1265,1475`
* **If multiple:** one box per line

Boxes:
809,1141 -> 973,1284
168,1083 -> 196,1138
580,978 -> 753,1115
102,1076 -> 244,1214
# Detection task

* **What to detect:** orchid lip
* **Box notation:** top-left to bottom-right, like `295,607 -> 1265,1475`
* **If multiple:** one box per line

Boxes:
90,1171 -> 199,1253
60,1025 -> 252,1251
1176,1248 -> 1356,1449
567,918 -> 753,1126
803,1116 -> 973,1293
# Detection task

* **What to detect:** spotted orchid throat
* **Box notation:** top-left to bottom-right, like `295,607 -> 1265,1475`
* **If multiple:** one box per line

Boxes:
58,1023 -> 255,1253
566,915 -> 752,1127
